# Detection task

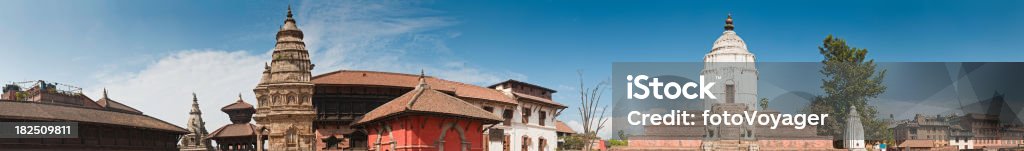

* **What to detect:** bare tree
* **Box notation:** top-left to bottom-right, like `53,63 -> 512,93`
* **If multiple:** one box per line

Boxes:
576,70 -> 608,151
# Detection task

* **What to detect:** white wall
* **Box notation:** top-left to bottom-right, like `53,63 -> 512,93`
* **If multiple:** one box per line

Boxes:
478,101 -> 559,151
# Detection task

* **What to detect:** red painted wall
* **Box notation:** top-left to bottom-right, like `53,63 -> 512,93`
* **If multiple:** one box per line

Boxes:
367,115 -> 487,151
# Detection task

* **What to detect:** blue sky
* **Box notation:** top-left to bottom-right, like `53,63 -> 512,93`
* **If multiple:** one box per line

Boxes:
0,0 -> 1021,138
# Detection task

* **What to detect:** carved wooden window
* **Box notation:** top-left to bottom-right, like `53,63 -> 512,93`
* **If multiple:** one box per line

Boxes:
503,109 -> 513,126
538,111 -> 547,126
522,107 -> 532,124
538,138 -> 546,151
522,136 -> 531,151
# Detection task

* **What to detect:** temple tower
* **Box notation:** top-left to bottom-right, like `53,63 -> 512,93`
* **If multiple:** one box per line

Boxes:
845,106 -> 866,151
701,14 -> 758,110
180,93 -> 214,151
252,5 -> 317,151
701,14 -> 760,151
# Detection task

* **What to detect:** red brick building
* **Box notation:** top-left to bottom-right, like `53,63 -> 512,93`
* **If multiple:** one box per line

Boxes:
351,74 -> 503,151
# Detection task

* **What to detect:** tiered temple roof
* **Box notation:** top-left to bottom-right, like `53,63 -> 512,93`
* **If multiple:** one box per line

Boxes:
208,95 -> 258,139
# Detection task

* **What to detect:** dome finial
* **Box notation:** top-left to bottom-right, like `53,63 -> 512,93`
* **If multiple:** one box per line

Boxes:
192,92 -> 198,102
237,93 -> 244,102
417,69 -> 429,89
287,5 -> 293,18
724,13 -> 734,31
102,87 -> 108,98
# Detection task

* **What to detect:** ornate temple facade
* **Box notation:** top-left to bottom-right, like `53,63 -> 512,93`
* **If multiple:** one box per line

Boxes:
252,6 -> 318,151
180,93 -> 214,151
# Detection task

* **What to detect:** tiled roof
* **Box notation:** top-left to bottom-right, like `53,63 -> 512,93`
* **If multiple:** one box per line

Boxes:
221,96 -> 254,111
0,100 -> 187,133
488,79 -> 557,92
555,120 -> 576,134
352,79 -> 503,126
898,140 -> 934,148
512,92 -> 566,108
311,70 -> 516,105
206,123 -> 257,139
95,97 -> 143,114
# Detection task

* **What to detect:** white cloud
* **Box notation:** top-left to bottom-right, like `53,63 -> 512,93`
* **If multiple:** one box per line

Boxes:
88,50 -> 266,130
297,0 -> 519,85
565,117 -> 614,139
84,1 -> 526,130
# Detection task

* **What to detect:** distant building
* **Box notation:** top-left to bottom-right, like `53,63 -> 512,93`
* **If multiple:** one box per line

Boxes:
893,114 -> 953,150
180,93 -> 214,151
958,92 -> 1024,150
0,81 -> 188,150
554,120 -> 576,150
206,95 -> 259,151
949,124 -> 974,150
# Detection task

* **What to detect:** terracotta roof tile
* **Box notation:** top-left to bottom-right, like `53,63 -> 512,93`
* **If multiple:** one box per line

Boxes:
512,92 -> 566,108
898,140 -> 934,148
555,120 -> 576,134
488,79 -> 557,92
221,96 -> 255,111
0,100 -> 187,133
352,80 -> 503,126
95,97 -> 143,114
311,70 -> 516,105
206,123 -> 257,139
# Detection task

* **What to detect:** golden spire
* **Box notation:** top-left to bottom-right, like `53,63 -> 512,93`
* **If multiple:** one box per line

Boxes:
416,69 -> 429,89
724,13 -> 734,31
287,4 -> 293,18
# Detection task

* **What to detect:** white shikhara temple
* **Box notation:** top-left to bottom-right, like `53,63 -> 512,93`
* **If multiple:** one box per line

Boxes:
621,15 -> 837,151
700,13 -> 763,151
701,14 -> 759,112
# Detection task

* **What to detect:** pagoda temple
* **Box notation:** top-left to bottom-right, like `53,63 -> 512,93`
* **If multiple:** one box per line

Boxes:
207,95 -> 260,151
352,72 -> 504,151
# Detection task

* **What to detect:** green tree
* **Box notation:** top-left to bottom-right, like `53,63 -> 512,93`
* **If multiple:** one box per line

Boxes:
608,139 -> 628,146
617,130 -> 629,140
803,35 -> 889,141
759,98 -> 769,110
559,134 -> 587,150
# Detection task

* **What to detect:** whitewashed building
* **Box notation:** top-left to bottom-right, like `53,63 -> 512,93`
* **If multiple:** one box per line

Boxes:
478,80 -> 567,151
